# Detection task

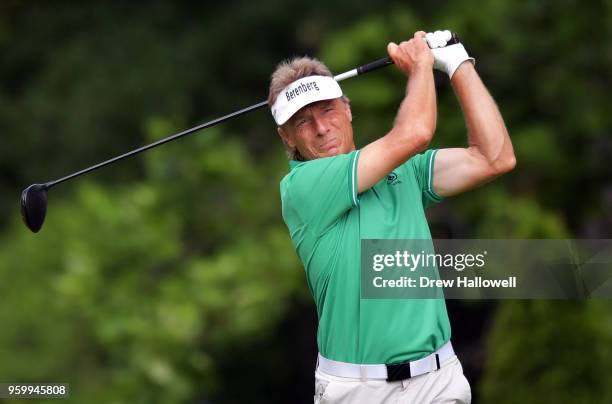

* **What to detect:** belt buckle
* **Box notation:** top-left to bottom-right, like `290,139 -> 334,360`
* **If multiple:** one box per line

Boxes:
386,353 -> 442,381
385,362 -> 411,381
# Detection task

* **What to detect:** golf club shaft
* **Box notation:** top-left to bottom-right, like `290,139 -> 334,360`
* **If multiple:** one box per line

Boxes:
48,100 -> 268,188
42,32 -> 462,189
45,59 -> 398,189
333,57 -> 393,81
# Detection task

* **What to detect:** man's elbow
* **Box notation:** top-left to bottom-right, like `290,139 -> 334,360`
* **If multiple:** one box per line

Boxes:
412,126 -> 435,152
491,153 -> 516,175
389,125 -> 434,153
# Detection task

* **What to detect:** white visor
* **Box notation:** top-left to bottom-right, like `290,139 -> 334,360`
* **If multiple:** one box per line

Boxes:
271,75 -> 343,125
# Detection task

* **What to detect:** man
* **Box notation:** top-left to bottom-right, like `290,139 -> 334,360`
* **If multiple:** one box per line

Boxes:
268,30 -> 515,403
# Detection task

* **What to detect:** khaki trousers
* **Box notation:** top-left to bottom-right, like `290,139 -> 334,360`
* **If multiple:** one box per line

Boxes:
314,355 -> 471,404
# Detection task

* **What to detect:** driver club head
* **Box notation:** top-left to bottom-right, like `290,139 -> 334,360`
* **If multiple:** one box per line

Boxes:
20,183 -> 49,233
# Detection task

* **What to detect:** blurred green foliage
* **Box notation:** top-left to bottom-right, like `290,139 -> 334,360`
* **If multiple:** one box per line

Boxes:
1,0 -> 611,403
481,300 -> 612,404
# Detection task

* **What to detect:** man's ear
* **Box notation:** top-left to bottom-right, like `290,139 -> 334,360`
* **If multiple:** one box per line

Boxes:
277,126 -> 295,148
343,101 -> 353,123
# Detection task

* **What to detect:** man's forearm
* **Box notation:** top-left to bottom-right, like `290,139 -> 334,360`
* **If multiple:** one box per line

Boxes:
451,62 -> 515,171
391,65 -> 437,145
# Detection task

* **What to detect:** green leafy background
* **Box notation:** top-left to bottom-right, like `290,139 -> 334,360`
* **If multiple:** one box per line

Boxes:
1,1 -> 611,403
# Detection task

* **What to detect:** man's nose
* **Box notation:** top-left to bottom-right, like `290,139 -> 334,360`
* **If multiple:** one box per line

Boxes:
313,115 -> 330,135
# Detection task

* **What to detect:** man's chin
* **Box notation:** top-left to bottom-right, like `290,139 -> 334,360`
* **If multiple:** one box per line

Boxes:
321,146 -> 345,157
307,146 -> 350,160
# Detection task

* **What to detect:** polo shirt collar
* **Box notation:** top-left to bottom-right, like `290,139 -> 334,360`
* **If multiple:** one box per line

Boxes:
289,160 -> 304,169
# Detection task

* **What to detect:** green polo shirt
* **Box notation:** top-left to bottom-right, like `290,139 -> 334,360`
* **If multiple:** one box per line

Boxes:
280,149 -> 451,364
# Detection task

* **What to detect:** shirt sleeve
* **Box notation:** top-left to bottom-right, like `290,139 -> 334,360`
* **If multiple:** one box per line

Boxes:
406,148 -> 444,209
283,150 -> 360,235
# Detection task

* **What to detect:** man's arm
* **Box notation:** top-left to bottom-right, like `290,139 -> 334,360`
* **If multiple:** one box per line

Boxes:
357,31 -> 436,194
432,62 -> 516,197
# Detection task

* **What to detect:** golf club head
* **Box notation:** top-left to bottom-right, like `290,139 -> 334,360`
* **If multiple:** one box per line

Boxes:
20,183 -> 49,233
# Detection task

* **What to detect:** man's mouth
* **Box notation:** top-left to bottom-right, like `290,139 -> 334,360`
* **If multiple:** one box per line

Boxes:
319,138 -> 339,152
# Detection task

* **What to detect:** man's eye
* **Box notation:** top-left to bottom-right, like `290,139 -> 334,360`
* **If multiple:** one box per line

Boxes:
297,119 -> 307,126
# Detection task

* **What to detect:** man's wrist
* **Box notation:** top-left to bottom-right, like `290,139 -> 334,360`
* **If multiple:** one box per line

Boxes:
409,62 -> 434,76
450,60 -> 476,85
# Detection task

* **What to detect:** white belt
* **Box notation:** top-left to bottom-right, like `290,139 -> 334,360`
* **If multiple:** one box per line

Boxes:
317,340 -> 455,381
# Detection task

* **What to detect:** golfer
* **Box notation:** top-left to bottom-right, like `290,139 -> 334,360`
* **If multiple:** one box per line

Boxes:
268,31 -> 515,403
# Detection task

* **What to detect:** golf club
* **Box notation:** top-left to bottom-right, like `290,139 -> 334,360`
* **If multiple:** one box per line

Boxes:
20,33 -> 459,233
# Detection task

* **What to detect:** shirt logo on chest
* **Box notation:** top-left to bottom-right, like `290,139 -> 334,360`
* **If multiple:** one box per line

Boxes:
387,171 -> 402,186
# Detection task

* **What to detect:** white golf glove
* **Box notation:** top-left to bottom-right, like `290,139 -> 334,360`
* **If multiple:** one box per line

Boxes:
426,30 -> 475,79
